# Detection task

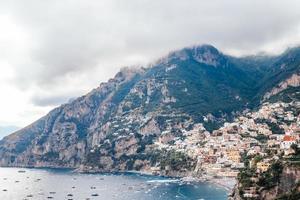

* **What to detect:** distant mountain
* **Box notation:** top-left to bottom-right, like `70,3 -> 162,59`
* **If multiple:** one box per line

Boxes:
0,44 -> 299,171
0,126 -> 19,140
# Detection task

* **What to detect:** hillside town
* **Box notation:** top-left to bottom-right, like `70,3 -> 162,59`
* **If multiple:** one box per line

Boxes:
152,100 -> 300,196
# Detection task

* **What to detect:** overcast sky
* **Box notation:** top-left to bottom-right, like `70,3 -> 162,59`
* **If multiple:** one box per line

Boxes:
0,0 -> 300,127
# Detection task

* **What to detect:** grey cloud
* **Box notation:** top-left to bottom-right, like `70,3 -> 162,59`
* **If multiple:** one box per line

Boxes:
31,93 -> 76,107
1,0 -> 300,107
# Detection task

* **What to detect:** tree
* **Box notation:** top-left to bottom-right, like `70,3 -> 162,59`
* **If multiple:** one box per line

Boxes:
291,144 -> 300,155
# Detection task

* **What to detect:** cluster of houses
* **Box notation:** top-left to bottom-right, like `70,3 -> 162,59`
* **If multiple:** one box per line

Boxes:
154,101 -> 300,182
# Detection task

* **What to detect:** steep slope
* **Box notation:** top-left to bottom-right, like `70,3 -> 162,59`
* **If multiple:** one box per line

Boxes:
257,47 -> 300,100
0,67 -> 145,167
0,44 -> 299,171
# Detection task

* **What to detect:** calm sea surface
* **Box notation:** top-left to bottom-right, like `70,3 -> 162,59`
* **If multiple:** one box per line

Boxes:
0,167 -> 227,200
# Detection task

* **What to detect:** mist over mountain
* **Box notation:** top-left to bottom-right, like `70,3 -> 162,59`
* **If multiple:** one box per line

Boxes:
0,44 -> 299,173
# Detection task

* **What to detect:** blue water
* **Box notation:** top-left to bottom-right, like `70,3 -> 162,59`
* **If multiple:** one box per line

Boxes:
0,167 -> 227,200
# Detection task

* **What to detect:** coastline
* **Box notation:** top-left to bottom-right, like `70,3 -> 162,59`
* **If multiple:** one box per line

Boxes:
0,167 -> 228,200
1,165 -> 235,192
180,176 -> 236,191
208,177 -> 237,191
127,169 -> 236,191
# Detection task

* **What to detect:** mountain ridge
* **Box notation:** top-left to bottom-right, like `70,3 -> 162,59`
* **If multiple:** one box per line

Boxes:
0,44 -> 299,172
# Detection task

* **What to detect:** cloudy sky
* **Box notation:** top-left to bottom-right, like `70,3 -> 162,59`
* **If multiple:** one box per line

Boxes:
0,0 -> 300,128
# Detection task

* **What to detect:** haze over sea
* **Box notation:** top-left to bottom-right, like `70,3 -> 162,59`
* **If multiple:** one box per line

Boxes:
0,167 -> 227,200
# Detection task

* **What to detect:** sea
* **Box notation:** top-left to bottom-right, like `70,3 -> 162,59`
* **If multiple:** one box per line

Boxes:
0,167 -> 228,200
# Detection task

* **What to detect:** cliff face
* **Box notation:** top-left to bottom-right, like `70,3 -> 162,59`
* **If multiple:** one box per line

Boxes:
264,73 -> 300,100
0,67 -> 146,168
231,165 -> 300,200
0,45 -> 299,174
279,166 -> 300,193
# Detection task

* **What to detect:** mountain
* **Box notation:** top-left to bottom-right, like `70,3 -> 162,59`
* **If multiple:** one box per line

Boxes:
0,126 -> 19,140
0,44 -> 299,172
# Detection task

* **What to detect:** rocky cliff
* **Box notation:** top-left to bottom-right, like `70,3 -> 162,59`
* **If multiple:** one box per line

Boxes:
264,73 -> 300,100
231,164 -> 300,200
